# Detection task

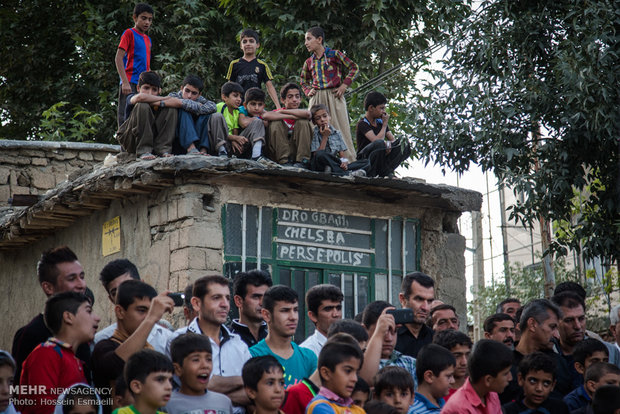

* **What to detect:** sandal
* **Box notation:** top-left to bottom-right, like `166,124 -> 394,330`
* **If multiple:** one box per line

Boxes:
187,148 -> 200,155
138,153 -> 156,160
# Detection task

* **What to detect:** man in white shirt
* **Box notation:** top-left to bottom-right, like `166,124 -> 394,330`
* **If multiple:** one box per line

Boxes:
300,284 -> 343,356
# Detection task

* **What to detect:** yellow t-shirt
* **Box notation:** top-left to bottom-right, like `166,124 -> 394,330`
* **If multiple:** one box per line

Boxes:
216,102 -> 240,132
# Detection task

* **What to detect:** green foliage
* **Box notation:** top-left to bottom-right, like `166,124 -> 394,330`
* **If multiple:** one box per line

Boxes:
39,102 -> 103,142
410,0 -> 620,262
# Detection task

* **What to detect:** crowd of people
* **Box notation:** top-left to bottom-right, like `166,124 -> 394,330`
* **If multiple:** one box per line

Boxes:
5,246 -> 620,414
115,3 -> 411,178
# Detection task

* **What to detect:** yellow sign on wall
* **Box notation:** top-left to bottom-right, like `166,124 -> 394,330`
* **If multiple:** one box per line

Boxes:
102,216 -> 121,256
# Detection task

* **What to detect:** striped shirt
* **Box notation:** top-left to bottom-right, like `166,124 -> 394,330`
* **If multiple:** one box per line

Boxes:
118,28 -> 151,85
300,47 -> 358,95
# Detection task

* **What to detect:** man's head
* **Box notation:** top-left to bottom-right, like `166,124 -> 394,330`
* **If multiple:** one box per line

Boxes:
132,3 -> 153,34
362,301 -> 395,359
552,291 -> 586,348
240,28 -> 260,57
484,313 -> 516,349
233,270 -> 272,325
182,283 -> 197,323
244,88 -> 266,117
115,280 -> 157,335
191,275 -> 230,327
610,304 -> 620,346
327,319 -> 369,350
306,284 -> 343,336
592,385 -> 620,414
416,344 -> 456,399
170,333 -> 213,396
398,272 -> 435,325
374,366 -> 414,414
242,356 -> 285,411
181,75 -> 203,101
519,299 -> 561,351
221,81 -> 244,109
468,339 -> 513,394
364,91 -> 388,119
280,83 -> 302,109
517,352 -> 556,409
261,285 -> 298,338
310,104 -> 331,128
496,298 -> 521,320
38,246 -> 85,297
124,349 -> 173,408
318,337 -> 364,400
585,363 -> 620,399
44,292 -> 100,342
554,281 -> 587,299
430,304 -> 459,332
99,258 -> 140,303
433,329 -> 472,380
137,71 -> 161,95
573,338 -> 609,376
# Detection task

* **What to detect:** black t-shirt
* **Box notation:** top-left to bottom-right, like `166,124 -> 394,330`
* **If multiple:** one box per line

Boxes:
502,397 -> 570,414
91,338 -> 125,390
229,319 -> 268,348
356,117 -> 390,154
226,58 -> 272,94
394,324 -> 433,358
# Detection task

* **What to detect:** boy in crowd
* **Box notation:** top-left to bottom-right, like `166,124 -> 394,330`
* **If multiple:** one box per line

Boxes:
209,81 -> 266,159
592,385 -> 620,414
113,349 -> 173,414
306,338 -> 365,414
0,351 -> 18,414
374,366 -> 414,414
115,3 -> 154,127
411,344 -> 456,413
351,378 -> 370,408
19,292 -> 101,414
355,91 -> 411,177
432,329 -> 472,400
502,352 -> 569,414
262,83 -> 313,168
92,280 -> 174,393
249,285 -> 317,387
166,333 -> 233,414
116,71 -> 180,160
563,339 -> 610,410
240,88 -> 268,125
565,362 -> 620,412
483,313 -> 516,349
168,74 -> 217,155
230,269 -> 272,347
226,29 -> 280,109
242,356 -> 285,414
301,284 -> 344,356
310,104 -> 368,176
442,339 -> 513,414
112,376 -> 135,412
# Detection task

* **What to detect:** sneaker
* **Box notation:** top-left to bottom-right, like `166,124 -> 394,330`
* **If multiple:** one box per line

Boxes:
323,166 -> 332,173
218,149 -> 228,158
292,159 -> 310,169
349,169 -> 367,177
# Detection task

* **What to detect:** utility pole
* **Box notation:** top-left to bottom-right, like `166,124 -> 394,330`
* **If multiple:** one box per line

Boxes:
498,182 -> 511,293
471,210 -> 485,340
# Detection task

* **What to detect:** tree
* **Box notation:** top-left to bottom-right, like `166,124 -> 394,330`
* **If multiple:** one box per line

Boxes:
409,0 -> 620,263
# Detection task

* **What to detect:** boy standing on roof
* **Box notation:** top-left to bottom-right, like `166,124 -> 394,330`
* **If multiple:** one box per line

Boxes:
226,29 -> 280,109
115,3 -> 154,128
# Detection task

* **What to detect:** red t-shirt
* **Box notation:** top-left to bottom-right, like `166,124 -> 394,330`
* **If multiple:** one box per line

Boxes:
281,379 -> 319,414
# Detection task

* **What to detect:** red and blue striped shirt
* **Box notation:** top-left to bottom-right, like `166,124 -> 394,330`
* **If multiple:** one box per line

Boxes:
118,28 -> 151,85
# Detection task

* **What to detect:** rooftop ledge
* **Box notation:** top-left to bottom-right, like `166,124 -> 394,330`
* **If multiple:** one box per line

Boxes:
0,154 -> 482,250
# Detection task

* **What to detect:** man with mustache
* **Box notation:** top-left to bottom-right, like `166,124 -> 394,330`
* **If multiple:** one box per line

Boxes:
484,313 -> 517,349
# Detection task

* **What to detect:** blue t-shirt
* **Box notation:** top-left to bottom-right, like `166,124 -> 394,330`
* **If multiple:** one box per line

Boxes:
409,392 -> 444,414
249,339 -> 317,387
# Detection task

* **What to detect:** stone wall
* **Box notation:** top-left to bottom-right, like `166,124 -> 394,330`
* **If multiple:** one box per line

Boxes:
0,140 -> 119,207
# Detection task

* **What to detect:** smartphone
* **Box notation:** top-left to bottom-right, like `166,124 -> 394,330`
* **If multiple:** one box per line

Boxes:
387,308 -> 414,324
168,292 -> 185,307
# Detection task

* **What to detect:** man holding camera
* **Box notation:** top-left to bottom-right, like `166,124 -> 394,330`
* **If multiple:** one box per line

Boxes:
396,272 -> 436,358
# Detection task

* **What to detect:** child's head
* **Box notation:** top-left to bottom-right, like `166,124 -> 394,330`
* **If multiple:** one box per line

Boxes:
327,319 -> 369,351
574,338 -> 609,375
115,280 -> 157,335
432,329 -> 472,380
137,71 -> 161,95
244,88 -> 266,117
261,285 -> 299,337
374,366 -> 414,414
240,29 -> 260,56
318,336 -> 364,399
416,344 -> 456,399
0,351 -> 15,412
305,26 -> 325,53
592,385 -> 620,414
99,258 -> 140,304
181,75 -> 204,101
170,333 -> 213,396
468,339 -> 513,394
279,83 -> 302,109
221,82 -> 244,109
364,91 -> 388,118
364,400 -> 399,414
351,377 -> 370,407
585,362 -> 620,398
132,3 -> 154,34
61,385 -> 99,414
113,375 -> 134,411
362,301 -> 396,359
311,104 -> 331,128
124,349 -> 174,409
517,352 -> 556,409
242,356 -> 285,411
44,291 -> 100,341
